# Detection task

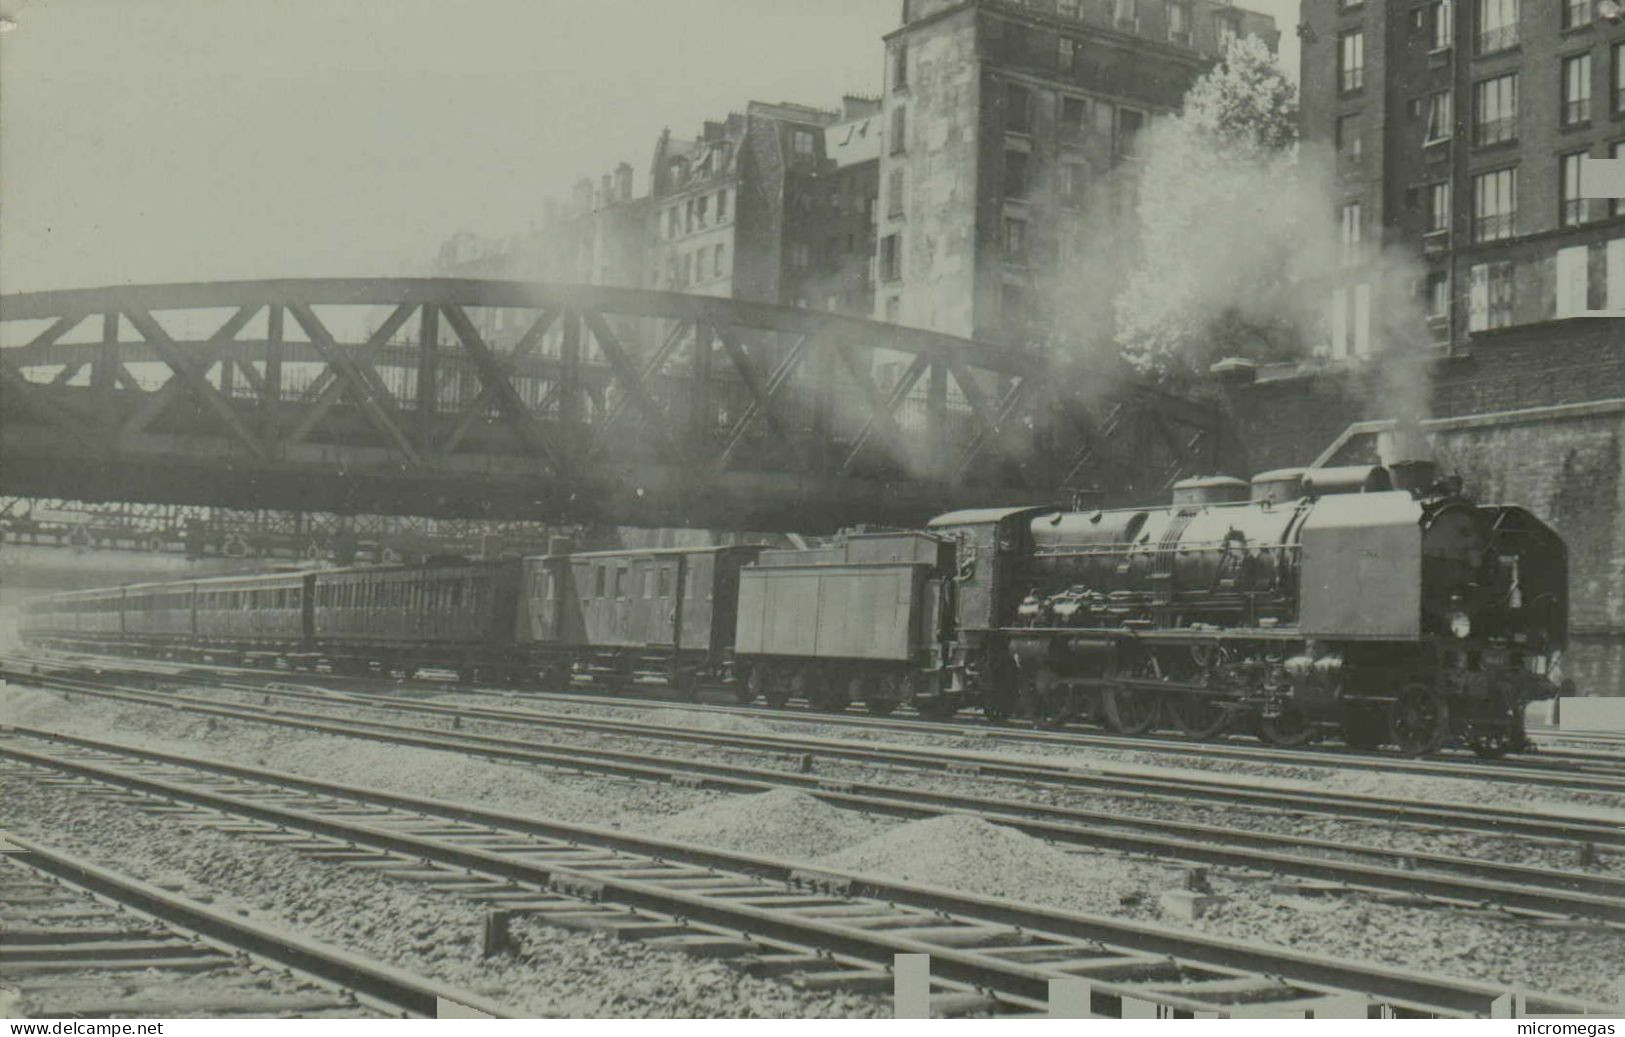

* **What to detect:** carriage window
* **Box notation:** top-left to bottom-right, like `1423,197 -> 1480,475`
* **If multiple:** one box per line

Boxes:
450,582 -> 462,608
545,572 -> 556,601
614,568 -> 627,599
657,567 -> 671,599
594,566 -> 606,598
644,570 -> 656,599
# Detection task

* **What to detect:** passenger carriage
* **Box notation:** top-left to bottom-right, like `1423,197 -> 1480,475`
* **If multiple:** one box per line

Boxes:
518,544 -> 762,697
309,560 -> 522,678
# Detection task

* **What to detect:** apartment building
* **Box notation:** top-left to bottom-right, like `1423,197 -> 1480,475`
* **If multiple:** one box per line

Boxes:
1302,0 -> 1625,356
874,0 -> 1278,345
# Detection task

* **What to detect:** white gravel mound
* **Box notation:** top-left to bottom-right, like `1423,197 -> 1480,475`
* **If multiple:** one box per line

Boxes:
820,813 -> 1177,915
651,788 -> 887,858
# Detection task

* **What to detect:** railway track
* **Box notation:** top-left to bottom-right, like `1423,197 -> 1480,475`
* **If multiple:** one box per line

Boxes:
14,646 -> 1621,793
0,833 -> 510,1019
31,664 -> 1625,852
5,669 -> 1624,926
2,726 -> 1613,1019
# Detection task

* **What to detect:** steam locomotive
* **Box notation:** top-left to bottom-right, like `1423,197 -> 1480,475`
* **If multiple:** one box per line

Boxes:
18,457 -> 1568,758
925,460 -> 1569,757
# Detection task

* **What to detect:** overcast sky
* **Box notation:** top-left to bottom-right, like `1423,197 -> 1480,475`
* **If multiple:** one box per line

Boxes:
0,0 -> 1299,295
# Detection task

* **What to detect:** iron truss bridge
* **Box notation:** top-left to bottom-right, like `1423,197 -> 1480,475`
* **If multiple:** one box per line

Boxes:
1,279 -> 1229,531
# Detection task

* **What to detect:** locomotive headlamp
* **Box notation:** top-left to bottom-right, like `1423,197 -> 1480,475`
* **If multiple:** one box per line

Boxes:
1449,611 -> 1472,639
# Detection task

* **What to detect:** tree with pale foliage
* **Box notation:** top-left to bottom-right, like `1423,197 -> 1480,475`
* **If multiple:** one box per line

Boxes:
1116,36 -> 1336,381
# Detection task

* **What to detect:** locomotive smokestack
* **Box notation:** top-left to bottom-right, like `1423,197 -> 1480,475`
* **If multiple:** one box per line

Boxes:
1378,420 -> 1437,495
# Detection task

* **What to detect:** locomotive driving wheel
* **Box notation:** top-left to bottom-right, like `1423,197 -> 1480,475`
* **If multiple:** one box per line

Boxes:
1258,703 -> 1315,747
1164,646 -> 1232,739
1339,702 -> 1390,750
1389,681 -> 1450,757
1165,692 -> 1230,739
1101,655 -> 1162,735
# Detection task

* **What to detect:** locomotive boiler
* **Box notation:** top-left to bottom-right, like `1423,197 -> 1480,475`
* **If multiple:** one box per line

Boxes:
931,453 -> 1568,756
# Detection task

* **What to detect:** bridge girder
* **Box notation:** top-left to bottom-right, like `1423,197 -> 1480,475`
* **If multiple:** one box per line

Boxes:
1,278 -> 1232,531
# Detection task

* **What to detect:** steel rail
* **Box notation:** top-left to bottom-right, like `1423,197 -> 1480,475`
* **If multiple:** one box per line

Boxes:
1,833 -> 512,1019
56,663 -> 1622,848
8,670 -> 1622,922
1,727 -> 1611,1018
8,660 -> 1622,850
22,644 -> 1622,789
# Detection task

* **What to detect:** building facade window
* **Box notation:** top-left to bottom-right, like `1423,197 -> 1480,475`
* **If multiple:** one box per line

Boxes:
1616,141 -> 1625,217
1474,73 -> 1518,146
1001,282 -> 1028,328
1559,150 -> 1593,225
1218,14 -> 1240,50
1116,108 -> 1145,158
1004,149 -> 1031,198
1425,90 -> 1453,142
880,234 -> 901,282
1431,0 -> 1453,49
1003,217 -> 1028,263
1167,1 -> 1191,44
1059,37 -> 1077,73
884,296 -> 901,323
1476,0 -> 1518,54
1006,83 -> 1032,134
1562,0 -> 1590,30
1423,271 -> 1451,321
1468,260 -> 1515,330
1472,167 -> 1517,242
1060,96 -> 1088,137
1058,0 -> 1080,16
1616,43 -> 1625,114
1340,201 -> 1362,264
1062,161 -> 1088,207
696,195 -> 708,227
1428,180 -> 1451,233
1563,53 -> 1592,125
713,243 -> 725,278
1114,0 -> 1138,30
1339,31 -> 1365,92
893,44 -> 908,91
792,129 -> 815,155
717,188 -> 728,221
890,106 -> 906,154
1336,114 -> 1363,159
791,242 -> 811,269
887,169 -> 904,217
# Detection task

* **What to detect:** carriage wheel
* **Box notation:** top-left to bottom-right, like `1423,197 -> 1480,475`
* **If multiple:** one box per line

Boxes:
763,666 -> 795,708
1258,703 -> 1315,747
1390,682 -> 1450,757
670,668 -> 701,703
1339,702 -> 1389,750
849,672 -> 896,716
1101,687 -> 1161,734
537,662 -> 571,693
1164,692 -> 1230,739
809,669 -> 850,713
907,673 -> 958,720
734,664 -> 758,705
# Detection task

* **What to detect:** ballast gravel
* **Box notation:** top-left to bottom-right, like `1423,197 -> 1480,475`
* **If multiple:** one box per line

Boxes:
6,679 -> 1624,1008
0,774 -> 885,1019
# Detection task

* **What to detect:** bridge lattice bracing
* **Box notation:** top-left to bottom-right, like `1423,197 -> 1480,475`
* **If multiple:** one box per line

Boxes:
1,279 -> 1231,531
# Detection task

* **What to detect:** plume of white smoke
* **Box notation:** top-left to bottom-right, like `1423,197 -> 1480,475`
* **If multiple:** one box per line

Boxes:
1111,36 -> 1437,428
